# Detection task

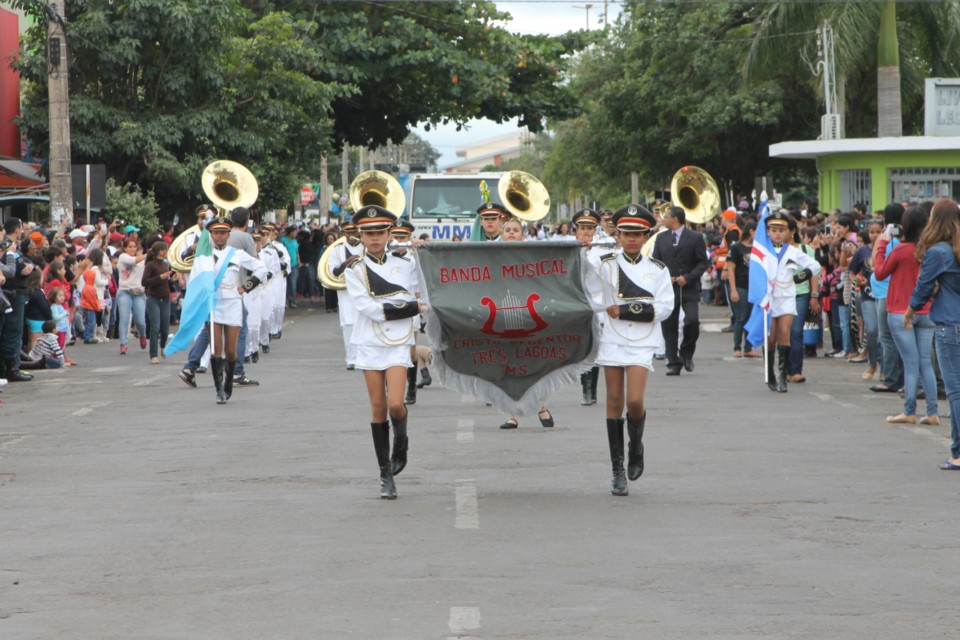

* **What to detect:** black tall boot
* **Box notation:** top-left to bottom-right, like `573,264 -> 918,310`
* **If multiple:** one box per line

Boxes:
371,422 -> 397,499
589,366 -> 600,405
416,367 -> 432,389
4,358 -> 33,382
224,360 -> 236,400
626,412 -> 646,481
776,345 -> 789,393
766,346 -> 778,392
606,418 -> 628,496
404,367 -> 417,405
211,357 -> 226,405
391,412 -> 408,475
580,372 -> 592,406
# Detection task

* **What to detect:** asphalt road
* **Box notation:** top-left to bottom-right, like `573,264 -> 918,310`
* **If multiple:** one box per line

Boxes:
1,301 -> 957,639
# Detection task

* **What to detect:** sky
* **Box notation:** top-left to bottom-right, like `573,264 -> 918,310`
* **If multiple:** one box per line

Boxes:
417,0 -> 621,169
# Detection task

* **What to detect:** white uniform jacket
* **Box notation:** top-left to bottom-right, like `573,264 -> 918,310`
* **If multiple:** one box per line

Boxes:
771,244 -> 822,301
595,252 -> 675,348
345,251 -> 421,348
213,247 -> 268,302
328,239 -> 363,325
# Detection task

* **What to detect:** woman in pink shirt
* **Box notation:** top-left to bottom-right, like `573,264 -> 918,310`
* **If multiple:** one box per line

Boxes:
874,206 -> 938,425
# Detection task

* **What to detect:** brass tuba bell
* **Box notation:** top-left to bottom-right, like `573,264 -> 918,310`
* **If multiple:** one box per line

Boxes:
669,166 -> 720,224
168,161 -> 259,273
349,170 -> 405,216
318,170 -> 407,291
497,170 -> 550,222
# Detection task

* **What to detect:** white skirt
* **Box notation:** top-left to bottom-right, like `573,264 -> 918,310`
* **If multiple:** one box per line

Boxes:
354,344 -> 414,371
595,341 -> 656,370
771,295 -> 797,318
212,297 -> 243,327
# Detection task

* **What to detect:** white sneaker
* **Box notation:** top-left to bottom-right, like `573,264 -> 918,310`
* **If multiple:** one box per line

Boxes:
0,378 -> 8,386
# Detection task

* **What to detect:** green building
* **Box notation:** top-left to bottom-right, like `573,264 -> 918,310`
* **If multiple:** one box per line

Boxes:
770,78 -> 960,214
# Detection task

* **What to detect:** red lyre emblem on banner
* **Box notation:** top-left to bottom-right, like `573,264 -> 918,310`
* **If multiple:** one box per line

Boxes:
480,291 -> 548,338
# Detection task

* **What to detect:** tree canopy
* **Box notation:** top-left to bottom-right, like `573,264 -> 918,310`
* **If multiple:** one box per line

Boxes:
13,0 -> 591,216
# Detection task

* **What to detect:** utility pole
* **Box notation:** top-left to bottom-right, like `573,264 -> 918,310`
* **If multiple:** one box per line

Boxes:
46,0 -> 74,223
631,172 -> 639,204
573,4 -> 594,30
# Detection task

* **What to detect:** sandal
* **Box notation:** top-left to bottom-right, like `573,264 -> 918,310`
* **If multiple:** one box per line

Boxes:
499,419 -> 519,430
538,409 -> 554,428
919,415 -> 941,426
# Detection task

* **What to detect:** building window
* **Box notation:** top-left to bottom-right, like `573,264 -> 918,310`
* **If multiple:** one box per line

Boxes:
889,167 -> 960,203
840,169 -> 871,213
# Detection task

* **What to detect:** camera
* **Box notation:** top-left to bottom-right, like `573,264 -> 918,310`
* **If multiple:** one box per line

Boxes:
886,224 -> 900,237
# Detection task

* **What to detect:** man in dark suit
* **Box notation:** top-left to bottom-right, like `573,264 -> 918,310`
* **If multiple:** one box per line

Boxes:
652,206 -> 710,375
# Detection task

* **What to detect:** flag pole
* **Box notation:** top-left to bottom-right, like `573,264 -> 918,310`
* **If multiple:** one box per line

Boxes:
763,307 -> 769,384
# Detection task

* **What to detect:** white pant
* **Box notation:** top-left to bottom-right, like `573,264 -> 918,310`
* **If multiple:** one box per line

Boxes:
342,323 -> 356,366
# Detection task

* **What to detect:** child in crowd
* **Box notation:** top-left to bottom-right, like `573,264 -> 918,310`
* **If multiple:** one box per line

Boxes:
48,287 -> 70,349
28,320 -> 66,369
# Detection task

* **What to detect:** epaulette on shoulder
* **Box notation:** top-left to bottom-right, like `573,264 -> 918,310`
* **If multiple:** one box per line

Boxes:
391,251 -> 411,261
600,253 -> 617,261
647,257 -> 667,270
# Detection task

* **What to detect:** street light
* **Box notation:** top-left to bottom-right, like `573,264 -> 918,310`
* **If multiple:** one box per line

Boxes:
573,3 -> 594,30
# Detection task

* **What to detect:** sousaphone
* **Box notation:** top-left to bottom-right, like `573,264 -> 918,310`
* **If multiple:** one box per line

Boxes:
642,166 -> 721,257
318,170 -> 406,290
498,171 -> 550,221
168,160 -> 259,273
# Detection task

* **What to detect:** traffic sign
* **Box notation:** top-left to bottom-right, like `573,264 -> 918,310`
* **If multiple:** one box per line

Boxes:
300,185 -> 315,205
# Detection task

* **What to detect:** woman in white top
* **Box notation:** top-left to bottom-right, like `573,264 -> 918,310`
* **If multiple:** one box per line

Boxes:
594,205 -> 674,496
203,218 -> 268,405
116,238 -> 148,354
345,205 -> 425,500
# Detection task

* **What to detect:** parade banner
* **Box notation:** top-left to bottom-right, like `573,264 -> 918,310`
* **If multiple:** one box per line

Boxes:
417,242 -> 600,415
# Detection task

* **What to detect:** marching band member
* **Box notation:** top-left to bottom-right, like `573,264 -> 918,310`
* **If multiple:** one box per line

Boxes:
204,217 -> 268,405
345,205 -> 425,500
256,226 -> 282,355
328,222 -> 363,369
497,217 -> 554,430
475,202 -> 507,242
763,210 -> 821,393
269,226 -> 292,340
244,229 -> 267,363
573,208 -> 604,406
595,205 -> 674,496
391,219 -> 421,406
179,205 -> 216,288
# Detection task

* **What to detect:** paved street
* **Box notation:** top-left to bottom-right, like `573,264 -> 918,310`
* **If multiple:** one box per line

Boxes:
1,302 -> 957,639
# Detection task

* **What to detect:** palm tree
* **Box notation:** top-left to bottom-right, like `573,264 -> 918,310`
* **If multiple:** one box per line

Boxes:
744,1 -> 960,138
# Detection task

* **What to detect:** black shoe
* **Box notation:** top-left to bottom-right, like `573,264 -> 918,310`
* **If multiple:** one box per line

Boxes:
178,368 -> 197,388
766,347 -> 778,392
224,360 -> 236,400
776,345 -> 789,393
83,339 -> 98,345
211,358 -> 226,405
371,422 -> 397,499
538,409 -> 554,428
404,367 -> 417,405
626,413 -> 646,481
416,367 -> 432,389
262,345 -> 270,354
390,413 -> 408,476
665,367 -> 681,376
683,357 -> 695,372
196,366 -> 207,374
588,366 -> 599,405
251,351 -> 259,363
581,372 -> 592,406
653,353 -> 666,360
499,419 -> 519,429
606,418 -> 628,496
276,331 -> 282,340
6,368 -> 33,382
720,325 -> 734,333
233,375 -> 259,387
243,356 -> 251,364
